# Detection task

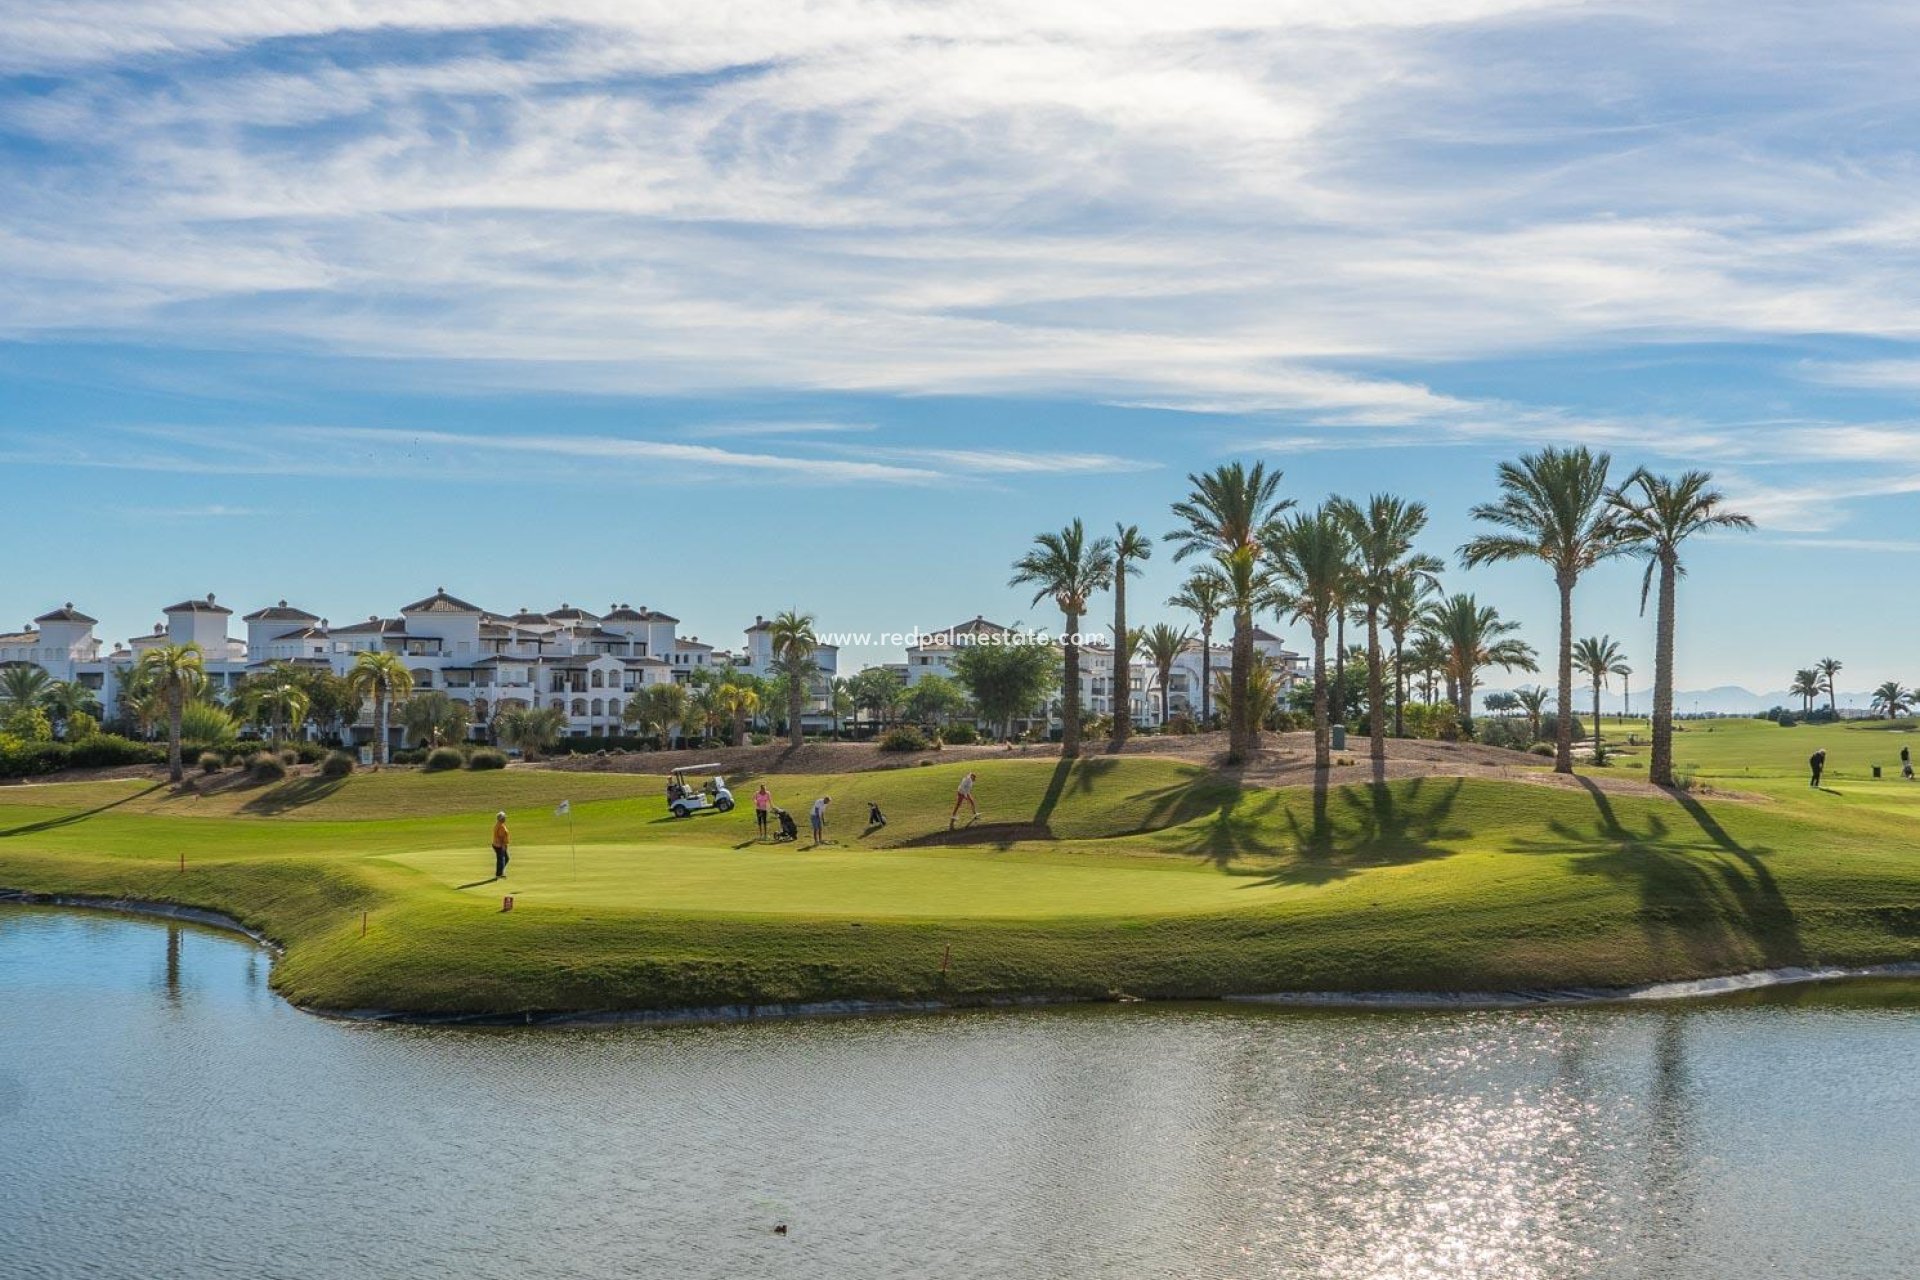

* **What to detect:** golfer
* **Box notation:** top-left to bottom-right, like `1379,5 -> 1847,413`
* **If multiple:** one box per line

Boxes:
810,795 -> 830,845
1903,745 -> 1912,781
1809,749 -> 1827,789
755,784 -> 771,839
950,771 -> 978,829
492,811 -> 510,878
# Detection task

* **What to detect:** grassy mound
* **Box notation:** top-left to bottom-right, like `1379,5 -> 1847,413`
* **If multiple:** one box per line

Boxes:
3,737 -> 1918,1016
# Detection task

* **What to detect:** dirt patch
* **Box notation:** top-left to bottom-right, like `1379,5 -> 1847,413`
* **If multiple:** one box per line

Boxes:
528,739 -> 1062,778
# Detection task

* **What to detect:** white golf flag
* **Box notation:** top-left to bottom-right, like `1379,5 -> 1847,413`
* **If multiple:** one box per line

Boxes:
554,800 -> 571,817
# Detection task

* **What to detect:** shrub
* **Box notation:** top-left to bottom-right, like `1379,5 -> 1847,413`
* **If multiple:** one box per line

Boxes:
879,726 -> 930,752
1265,708 -> 1300,733
1475,717 -> 1530,751
391,747 -> 429,765
198,751 -> 224,774
177,701 -> 238,748
466,747 -> 508,770
941,722 -> 979,745
63,734 -> 165,770
1162,714 -> 1197,736
319,750 -> 356,778
247,752 -> 288,783
3,706 -> 53,742
280,748 -> 299,765
423,746 -> 466,772
1529,741 -> 1556,757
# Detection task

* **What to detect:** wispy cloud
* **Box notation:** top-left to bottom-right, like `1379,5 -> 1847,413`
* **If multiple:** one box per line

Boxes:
695,421 -> 877,438
123,504 -> 273,518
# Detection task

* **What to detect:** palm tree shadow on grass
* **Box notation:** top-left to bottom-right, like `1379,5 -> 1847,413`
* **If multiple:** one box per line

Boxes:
0,782 -> 168,837
1513,777 -> 1804,969
237,776 -> 348,816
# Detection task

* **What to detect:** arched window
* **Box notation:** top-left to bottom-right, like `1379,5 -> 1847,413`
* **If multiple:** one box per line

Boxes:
590,669 -> 605,688
572,698 -> 587,717
550,698 -> 564,712
608,698 -> 621,719
591,698 -> 604,716
472,698 -> 489,722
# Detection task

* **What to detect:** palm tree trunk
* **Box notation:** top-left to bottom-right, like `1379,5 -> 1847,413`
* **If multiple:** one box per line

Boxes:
1391,635 -> 1407,739
1228,609 -> 1253,761
1650,554 -> 1678,787
1333,612 -> 1346,722
789,681 -> 804,748
1199,622 -> 1213,729
377,692 -> 389,765
1593,681 -> 1602,761
1159,664 -> 1171,725
1112,575 -> 1130,743
1554,570 -> 1575,775
167,688 -> 184,784
1366,609 -> 1386,761
1311,623 -> 1330,769
1062,612 -> 1083,757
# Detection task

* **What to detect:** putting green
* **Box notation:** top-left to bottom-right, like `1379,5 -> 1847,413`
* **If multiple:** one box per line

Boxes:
389,839 -> 1286,918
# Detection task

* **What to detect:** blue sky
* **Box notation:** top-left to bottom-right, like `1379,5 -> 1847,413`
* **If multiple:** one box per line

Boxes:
5,2 -> 1920,696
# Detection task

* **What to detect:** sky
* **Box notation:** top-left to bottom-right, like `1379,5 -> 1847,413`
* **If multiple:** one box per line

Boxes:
4,1 -> 1920,700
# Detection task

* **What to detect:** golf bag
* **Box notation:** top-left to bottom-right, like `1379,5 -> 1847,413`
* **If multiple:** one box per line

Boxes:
867,801 -> 887,827
774,807 -> 799,842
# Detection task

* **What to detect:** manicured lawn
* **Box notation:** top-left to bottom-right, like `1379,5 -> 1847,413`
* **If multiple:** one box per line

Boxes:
3,745 -> 1918,1015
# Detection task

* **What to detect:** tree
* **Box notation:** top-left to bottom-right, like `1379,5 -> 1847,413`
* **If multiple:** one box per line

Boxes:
950,633 -> 1058,740
1871,681 -> 1912,719
848,667 -> 905,730
39,680 -> 102,739
1214,657 -> 1284,733
1618,663 -> 1634,721
400,690 -> 470,748
828,677 -> 854,737
716,682 -> 761,747
1332,494 -> 1440,760
345,651 -> 413,765
496,705 -> 566,760
1461,446 -> 1624,774
767,611 -> 820,748
1166,573 -> 1227,729
903,673 -> 970,728
1572,634 -> 1629,760
1140,623 -> 1191,725
1790,668 -> 1821,715
1383,565 -> 1439,739
1166,462 -> 1293,761
1108,523 -> 1153,741
1010,519 -> 1115,757
1608,468 -> 1755,787
1423,594 -> 1537,732
1265,507 -> 1352,769
1483,691 -> 1520,715
624,682 -> 689,746
136,644 -> 206,783
0,665 -> 52,713
1514,685 -> 1551,742
1406,632 -> 1447,706
1816,657 -> 1844,719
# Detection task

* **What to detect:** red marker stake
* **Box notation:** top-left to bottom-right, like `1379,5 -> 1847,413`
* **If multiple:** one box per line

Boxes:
940,943 -> 951,973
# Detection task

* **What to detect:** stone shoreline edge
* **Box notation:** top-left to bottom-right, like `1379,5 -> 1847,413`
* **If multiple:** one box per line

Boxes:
9,889 -> 1920,1027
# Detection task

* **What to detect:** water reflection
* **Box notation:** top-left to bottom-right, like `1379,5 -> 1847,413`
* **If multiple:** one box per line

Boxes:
3,905 -> 1918,1280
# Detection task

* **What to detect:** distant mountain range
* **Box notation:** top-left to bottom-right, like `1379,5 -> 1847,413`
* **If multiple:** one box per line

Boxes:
1480,686 -> 1879,715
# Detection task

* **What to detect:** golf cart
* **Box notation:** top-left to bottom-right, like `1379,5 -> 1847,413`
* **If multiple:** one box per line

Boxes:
666,764 -> 735,819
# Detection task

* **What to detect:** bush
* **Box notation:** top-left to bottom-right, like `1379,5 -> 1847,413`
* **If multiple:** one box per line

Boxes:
879,726 -> 930,752
1529,741 -> 1556,757
941,722 -> 979,745
63,734 -> 166,770
1265,708 -> 1300,733
247,752 -> 288,783
279,748 -> 299,765
319,750 -> 356,778
1162,714 -> 1197,736
391,747 -> 429,765
1475,717 -> 1530,751
198,751 -> 224,774
177,701 -> 238,748
466,747 -> 508,770
3,706 -> 53,742
539,734 -> 658,756
423,746 -> 466,772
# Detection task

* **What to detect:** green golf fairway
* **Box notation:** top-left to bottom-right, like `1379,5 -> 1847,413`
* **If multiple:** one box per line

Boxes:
3,726 -> 1918,1016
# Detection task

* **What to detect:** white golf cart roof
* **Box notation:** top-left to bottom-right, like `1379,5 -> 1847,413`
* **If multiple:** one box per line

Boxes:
669,763 -> 724,775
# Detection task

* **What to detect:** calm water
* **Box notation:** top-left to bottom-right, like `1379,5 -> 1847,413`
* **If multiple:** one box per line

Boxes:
3,906 -> 1918,1280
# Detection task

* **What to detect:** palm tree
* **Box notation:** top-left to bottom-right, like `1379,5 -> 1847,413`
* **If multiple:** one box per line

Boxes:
1871,681 -> 1912,719
254,679 -> 314,746
1790,668 -> 1821,715
38,679 -> 101,737
1608,469 -> 1755,787
1333,494 -> 1440,759
1816,657 -> 1844,718
1406,631 -> 1447,706
1213,657 -> 1283,734
1514,685 -> 1551,742
136,644 -> 206,783
1265,507 -> 1352,769
1383,565 -> 1439,739
1140,623 -> 1192,725
767,611 -> 819,748
1572,635 -> 1629,761
1166,462 -> 1293,761
717,682 -> 761,747
497,705 -> 566,760
1461,446 -> 1624,774
1010,518 -> 1116,757
1108,523 -> 1153,742
1166,573 -> 1227,729
1423,594 -> 1537,732
0,664 -> 52,713
399,690 -> 468,747
345,651 -> 413,765
624,682 -> 689,747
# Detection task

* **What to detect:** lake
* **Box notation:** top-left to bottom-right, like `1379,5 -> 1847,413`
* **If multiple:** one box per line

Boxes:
3,904 -> 1917,1279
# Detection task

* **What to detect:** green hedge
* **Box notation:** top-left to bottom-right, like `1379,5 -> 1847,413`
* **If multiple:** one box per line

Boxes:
0,733 -> 166,778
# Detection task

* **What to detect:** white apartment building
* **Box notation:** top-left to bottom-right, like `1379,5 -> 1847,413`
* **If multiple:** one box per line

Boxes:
737,615 -> 840,727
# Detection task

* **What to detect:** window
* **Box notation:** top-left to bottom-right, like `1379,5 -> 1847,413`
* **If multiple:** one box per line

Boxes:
590,670 -> 604,688
571,699 -> 587,716
591,699 -> 604,716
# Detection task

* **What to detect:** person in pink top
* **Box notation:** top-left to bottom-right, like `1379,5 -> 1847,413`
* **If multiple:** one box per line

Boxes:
754,784 -> 772,840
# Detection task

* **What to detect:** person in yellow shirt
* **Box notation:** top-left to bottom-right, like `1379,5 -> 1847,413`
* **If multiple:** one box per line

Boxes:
492,811 -> 510,879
